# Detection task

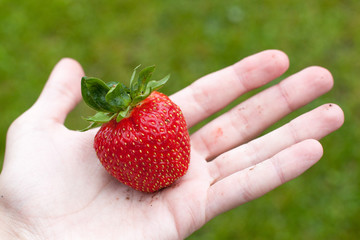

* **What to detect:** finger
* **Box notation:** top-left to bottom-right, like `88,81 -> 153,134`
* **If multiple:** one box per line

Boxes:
170,50 -> 289,127
33,58 -> 85,124
208,103 -> 344,182
205,139 -> 323,221
191,66 -> 333,159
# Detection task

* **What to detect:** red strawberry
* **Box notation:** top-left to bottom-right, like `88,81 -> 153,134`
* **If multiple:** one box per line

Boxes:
81,66 -> 190,192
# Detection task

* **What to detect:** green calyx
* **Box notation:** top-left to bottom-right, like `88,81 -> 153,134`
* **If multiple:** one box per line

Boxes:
80,65 -> 170,131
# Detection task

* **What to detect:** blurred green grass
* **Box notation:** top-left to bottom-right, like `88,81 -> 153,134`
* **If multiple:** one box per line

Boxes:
1,0 -> 359,239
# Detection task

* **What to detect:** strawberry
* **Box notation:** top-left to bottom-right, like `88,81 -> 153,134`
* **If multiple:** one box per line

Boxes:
81,65 -> 190,192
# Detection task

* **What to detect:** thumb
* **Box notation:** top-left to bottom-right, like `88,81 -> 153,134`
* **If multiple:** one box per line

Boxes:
33,58 -> 85,124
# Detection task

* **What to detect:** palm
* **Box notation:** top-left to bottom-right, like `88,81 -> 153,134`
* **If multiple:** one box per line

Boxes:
3,117 -> 210,239
1,51 -> 343,240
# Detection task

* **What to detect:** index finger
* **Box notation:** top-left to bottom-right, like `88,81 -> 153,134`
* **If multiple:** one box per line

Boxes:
170,50 -> 289,127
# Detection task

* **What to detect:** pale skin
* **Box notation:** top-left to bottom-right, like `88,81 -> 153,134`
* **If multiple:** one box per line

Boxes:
0,50 -> 344,239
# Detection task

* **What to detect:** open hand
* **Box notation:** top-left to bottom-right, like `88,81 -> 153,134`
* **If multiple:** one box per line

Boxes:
0,50 -> 344,239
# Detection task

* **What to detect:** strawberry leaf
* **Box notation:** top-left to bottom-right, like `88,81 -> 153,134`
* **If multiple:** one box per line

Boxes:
116,105 -> 132,122
84,112 -> 116,123
81,77 -> 116,112
106,81 -> 120,88
147,74 -> 170,92
80,112 -> 116,131
129,64 -> 141,92
105,83 -> 131,111
131,74 -> 170,105
138,65 -> 156,86
79,122 -> 100,132
131,65 -> 155,99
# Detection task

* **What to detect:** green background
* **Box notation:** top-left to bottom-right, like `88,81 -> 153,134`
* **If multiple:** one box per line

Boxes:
1,0 -> 359,239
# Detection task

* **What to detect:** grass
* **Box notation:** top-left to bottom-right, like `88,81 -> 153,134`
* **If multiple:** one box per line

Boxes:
1,0 -> 360,239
